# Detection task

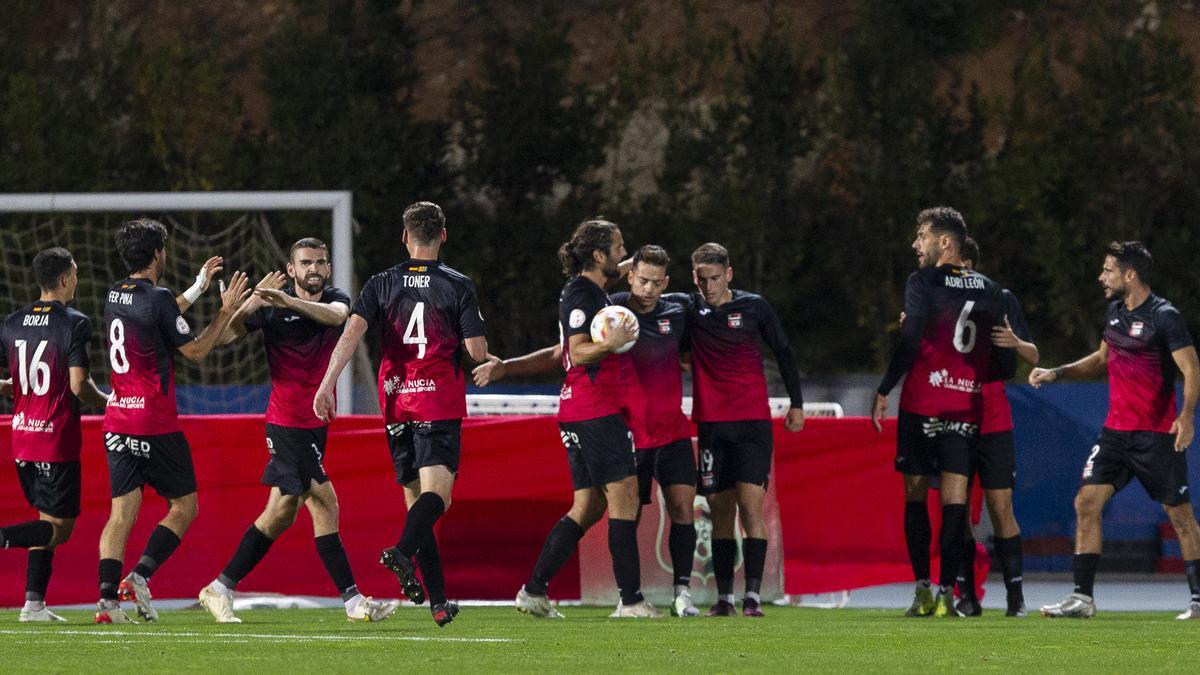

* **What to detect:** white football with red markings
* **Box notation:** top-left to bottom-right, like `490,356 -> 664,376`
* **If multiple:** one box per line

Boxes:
590,305 -> 639,354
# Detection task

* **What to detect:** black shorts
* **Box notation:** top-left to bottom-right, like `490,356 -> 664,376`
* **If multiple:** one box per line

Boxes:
263,424 -> 330,496
636,439 -> 698,505
1082,428 -> 1189,505
974,430 -> 1016,490
104,431 -> 196,499
559,414 -> 636,491
696,420 -> 773,495
15,460 -> 81,519
386,420 -> 461,486
895,412 -> 975,478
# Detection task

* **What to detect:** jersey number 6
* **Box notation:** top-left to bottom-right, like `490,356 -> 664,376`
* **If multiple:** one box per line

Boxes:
953,300 -> 977,354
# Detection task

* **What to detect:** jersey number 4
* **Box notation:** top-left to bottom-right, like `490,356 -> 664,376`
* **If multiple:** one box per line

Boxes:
953,301 -> 977,354
404,302 -> 428,359
14,339 -> 51,396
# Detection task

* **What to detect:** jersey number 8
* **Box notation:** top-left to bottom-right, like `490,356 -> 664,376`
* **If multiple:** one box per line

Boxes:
109,319 -> 130,374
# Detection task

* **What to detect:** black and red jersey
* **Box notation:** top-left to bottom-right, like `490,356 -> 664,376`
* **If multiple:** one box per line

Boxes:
610,292 -> 691,449
980,289 -> 1032,435
1102,294 -> 1192,433
245,286 -> 350,429
352,260 -> 485,424
664,290 -> 804,423
879,265 -> 1007,424
103,278 -> 196,436
0,301 -> 92,462
557,276 -> 623,423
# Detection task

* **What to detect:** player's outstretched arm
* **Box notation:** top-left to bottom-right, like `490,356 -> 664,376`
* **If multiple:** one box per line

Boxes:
1028,342 -> 1108,388
991,315 -> 1040,366
220,271 -> 286,345
179,271 -> 251,363
70,367 -> 111,407
1170,345 -> 1200,452
313,314 -> 368,422
176,256 -> 224,313
472,344 -> 561,386
256,288 -> 350,327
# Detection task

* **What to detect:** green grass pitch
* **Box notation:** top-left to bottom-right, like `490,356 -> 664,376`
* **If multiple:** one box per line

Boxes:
0,606 -> 1195,671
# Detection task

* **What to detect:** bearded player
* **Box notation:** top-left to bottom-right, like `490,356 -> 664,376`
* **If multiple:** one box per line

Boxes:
872,208 -> 1009,618
475,244 -> 701,617
0,247 -> 110,621
1033,241 -> 1200,619
316,202 -> 487,627
197,238 -> 397,623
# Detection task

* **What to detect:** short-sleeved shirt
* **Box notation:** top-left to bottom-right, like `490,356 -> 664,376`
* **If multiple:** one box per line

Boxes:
981,289 -> 1033,435
0,301 -> 91,461
244,286 -> 350,429
894,265 -> 1007,425
103,278 -> 196,436
664,291 -> 804,423
1103,294 -> 1192,433
610,292 -> 692,449
352,260 -> 485,424
557,276 -> 623,423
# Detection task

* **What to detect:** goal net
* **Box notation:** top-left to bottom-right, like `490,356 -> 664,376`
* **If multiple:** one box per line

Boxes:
0,193 -> 364,415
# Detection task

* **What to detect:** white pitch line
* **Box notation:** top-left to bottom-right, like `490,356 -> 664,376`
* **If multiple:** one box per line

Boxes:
0,629 -> 514,643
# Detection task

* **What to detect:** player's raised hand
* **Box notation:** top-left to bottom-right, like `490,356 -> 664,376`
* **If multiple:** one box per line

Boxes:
220,271 -> 252,312
1170,414 -> 1194,452
313,385 -> 336,423
472,355 -> 506,387
871,392 -> 888,433
197,256 -> 224,293
244,270 -> 287,312
785,407 -> 805,432
991,315 -> 1020,348
1028,367 -> 1057,388
255,288 -> 293,309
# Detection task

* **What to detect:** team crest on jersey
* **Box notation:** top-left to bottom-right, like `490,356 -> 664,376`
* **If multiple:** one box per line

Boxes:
1130,321 -> 1144,337
657,319 -> 672,334
727,313 -> 742,329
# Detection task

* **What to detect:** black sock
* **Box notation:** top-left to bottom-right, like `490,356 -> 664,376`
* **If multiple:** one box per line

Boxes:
608,518 -> 643,605
99,558 -> 122,601
315,533 -> 358,600
958,537 -> 977,599
218,525 -> 275,589
995,535 -> 1024,606
1073,553 -> 1100,598
1186,559 -> 1200,603
527,516 -> 585,596
669,523 -> 697,587
26,549 -> 53,603
904,501 -> 931,582
395,493 -> 445,558
416,534 -> 447,606
712,538 -> 737,596
742,537 -> 768,596
133,525 -> 182,579
0,520 -> 54,549
938,504 -> 967,590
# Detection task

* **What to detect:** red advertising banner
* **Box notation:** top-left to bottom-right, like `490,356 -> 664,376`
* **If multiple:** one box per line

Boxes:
0,415 -> 981,605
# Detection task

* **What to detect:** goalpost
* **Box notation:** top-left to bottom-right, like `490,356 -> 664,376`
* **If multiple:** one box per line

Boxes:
0,191 -> 357,415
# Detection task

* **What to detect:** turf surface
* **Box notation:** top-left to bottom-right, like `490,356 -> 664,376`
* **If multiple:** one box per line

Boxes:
0,605 -> 1196,671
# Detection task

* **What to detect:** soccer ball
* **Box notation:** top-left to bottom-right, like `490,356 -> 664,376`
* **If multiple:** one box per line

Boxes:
590,305 -> 639,354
